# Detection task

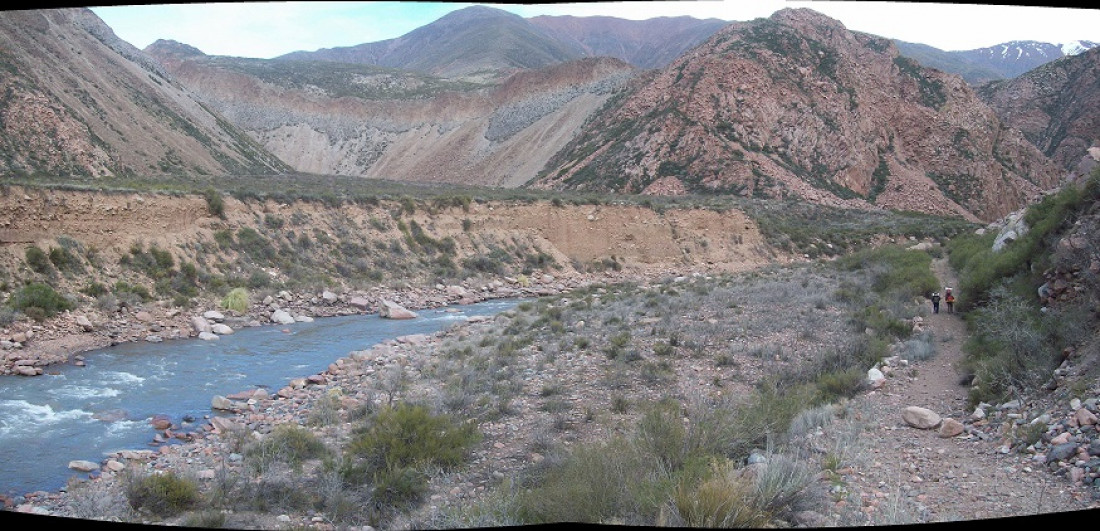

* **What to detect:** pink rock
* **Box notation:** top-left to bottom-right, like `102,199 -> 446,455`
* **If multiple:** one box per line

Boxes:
1075,408 -> 1098,427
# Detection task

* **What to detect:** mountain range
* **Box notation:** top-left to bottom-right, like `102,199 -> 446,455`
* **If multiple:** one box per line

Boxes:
2,5 -> 1098,224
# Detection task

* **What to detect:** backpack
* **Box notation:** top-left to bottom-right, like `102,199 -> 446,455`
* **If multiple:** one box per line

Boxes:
945,292 -> 955,303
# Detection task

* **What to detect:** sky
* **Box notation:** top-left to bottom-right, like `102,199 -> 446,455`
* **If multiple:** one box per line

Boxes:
86,1 -> 1100,60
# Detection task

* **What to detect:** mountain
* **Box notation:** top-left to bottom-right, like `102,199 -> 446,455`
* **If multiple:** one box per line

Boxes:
977,46 -> 1100,177
896,39 -> 1099,85
147,39 -> 636,186
0,8 -> 290,179
530,8 -> 1063,223
526,14 -> 728,70
276,6 -> 727,77
276,5 -> 583,79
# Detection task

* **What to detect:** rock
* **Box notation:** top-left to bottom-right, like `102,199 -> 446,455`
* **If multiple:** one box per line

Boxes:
203,310 -> 225,322
322,290 -> 338,304
271,309 -> 296,325
210,324 -> 234,335
1047,442 -> 1078,463
294,315 -> 314,323
379,299 -> 417,320
198,331 -> 219,341
867,367 -> 886,388
190,316 -> 212,334
76,315 -> 94,332
68,460 -> 100,473
902,406 -> 942,429
134,311 -> 154,323
150,414 -> 173,430
938,418 -> 965,438
349,296 -> 371,310
211,396 -> 234,411
1075,408 -> 1098,427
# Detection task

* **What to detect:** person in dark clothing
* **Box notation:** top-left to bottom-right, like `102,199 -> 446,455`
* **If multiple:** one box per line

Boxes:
931,292 -> 941,314
944,288 -> 955,313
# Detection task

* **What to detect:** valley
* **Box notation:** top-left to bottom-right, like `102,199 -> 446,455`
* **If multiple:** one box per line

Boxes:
2,4 -> 1100,529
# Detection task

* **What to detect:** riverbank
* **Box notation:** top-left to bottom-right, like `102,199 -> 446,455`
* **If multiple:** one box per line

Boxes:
1,267 -> 676,377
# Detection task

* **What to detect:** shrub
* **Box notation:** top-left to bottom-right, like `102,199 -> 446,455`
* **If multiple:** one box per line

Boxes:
221,287 -> 249,313
25,246 -> 51,273
10,282 -> 72,320
125,471 -> 200,517
203,188 -> 225,218
342,403 -> 480,507
245,424 -> 328,473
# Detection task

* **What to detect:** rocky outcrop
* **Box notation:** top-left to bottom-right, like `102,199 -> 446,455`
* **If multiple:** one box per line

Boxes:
532,8 -> 1063,223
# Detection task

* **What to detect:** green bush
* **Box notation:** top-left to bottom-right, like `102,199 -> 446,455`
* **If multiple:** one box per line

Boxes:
24,246 -> 51,274
245,424 -> 328,473
10,282 -> 72,320
125,471 -> 200,517
220,287 -> 249,313
203,188 -> 225,218
342,403 -> 480,507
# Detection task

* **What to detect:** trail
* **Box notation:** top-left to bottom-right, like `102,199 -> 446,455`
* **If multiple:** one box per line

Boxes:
822,257 -> 1095,525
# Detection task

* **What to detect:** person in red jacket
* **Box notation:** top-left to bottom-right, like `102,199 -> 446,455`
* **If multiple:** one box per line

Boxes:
944,288 -> 955,313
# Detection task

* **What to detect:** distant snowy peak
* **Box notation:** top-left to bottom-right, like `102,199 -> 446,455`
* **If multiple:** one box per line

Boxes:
1061,40 -> 1099,56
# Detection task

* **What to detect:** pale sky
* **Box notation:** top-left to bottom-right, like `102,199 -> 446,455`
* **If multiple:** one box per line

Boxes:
87,1 -> 1100,60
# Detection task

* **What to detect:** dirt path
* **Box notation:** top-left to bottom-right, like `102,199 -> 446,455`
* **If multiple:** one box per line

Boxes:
822,258 -> 1096,524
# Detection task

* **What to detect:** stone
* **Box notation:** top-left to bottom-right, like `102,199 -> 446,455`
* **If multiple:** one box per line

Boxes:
190,316 -> 212,334
211,396 -> 234,411
349,296 -> 371,310
134,311 -> 154,323
322,290 -> 338,304
203,310 -> 225,322
938,418 -> 965,438
210,324 -> 234,335
1047,443 -> 1078,463
198,331 -> 219,341
271,309 -> 296,325
1075,408 -> 1098,427
68,460 -> 100,473
76,315 -> 94,332
867,367 -> 886,388
150,415 -> 172,430
379,299 -> 417,320
902,406 -> 941,429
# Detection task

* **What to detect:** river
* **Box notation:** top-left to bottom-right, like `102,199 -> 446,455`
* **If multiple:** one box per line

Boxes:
0,299 -> 519,498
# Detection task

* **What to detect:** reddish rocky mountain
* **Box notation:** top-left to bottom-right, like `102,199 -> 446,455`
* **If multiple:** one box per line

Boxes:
0,8 -> 289,179
978,46 -> 1100,179
530,8 -> 1064,222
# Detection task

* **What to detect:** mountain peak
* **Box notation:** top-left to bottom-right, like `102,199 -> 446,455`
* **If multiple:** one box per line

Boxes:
145,39 -> 206,58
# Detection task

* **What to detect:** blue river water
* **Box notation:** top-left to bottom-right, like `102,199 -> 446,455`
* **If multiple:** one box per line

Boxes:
0,299 -> 519,498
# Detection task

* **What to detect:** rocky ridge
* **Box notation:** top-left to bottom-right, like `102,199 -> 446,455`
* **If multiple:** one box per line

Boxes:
532,8 -> 1063,223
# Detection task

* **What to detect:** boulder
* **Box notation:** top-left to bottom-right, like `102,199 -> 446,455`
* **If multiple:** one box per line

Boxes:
902,406 -> 942,429
211,396 -> 234,411
68,460 -> 100,473
150,415 -> 172,430
210,324 -> 234,335
190,316 -> 212,334
271,310 -> 296,325
76,315 -> 94,332
134,311 -> 154,323
379,299 -> 417,320
938,418 -> 965,438
203,311 -> 225,322
349,296 -> 371,310
198,331 -> 219,341
322,290 -> 338,304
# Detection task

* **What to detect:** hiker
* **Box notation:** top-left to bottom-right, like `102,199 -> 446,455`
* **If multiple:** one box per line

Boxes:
944,288 -> 955,313
931,292 -> 941,314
